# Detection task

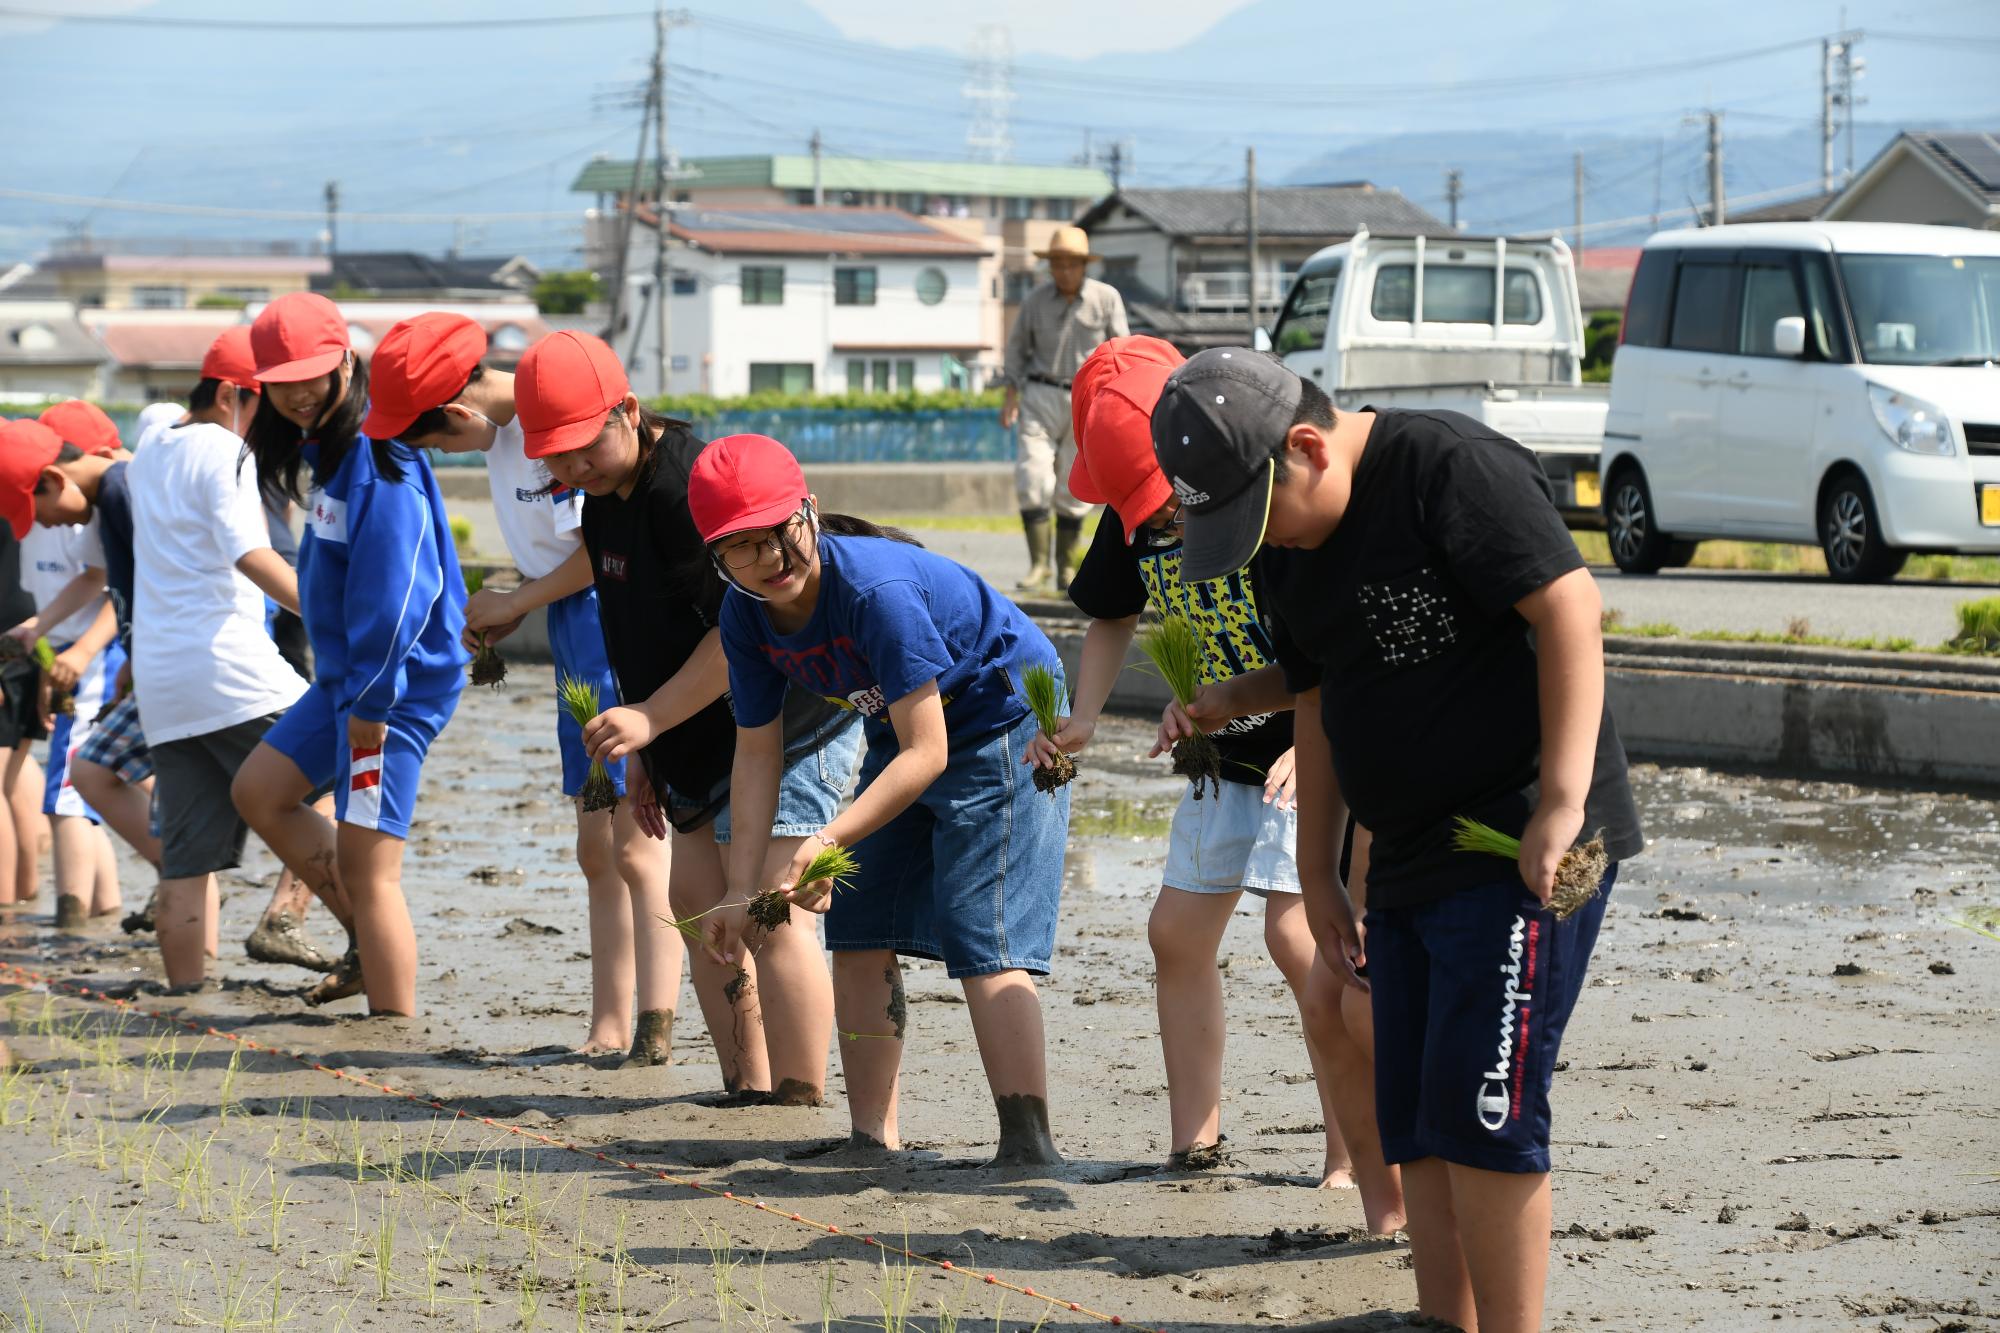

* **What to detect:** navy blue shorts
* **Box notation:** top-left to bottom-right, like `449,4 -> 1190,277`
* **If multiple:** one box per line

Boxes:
1366,865 -> 1615,1174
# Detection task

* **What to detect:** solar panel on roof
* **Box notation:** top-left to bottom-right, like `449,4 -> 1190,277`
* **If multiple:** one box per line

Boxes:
1928,133 -> 2000,192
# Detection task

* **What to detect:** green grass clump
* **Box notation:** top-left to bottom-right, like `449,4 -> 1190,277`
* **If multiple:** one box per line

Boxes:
1019,663 -> 1076,794
448,514 -> 474,555
1451,816 -> 1608,920
1951,905 -> 2000,943
1948,597 -> 2000,655
557,676 -> 617,813
1138,616 -> 1221,799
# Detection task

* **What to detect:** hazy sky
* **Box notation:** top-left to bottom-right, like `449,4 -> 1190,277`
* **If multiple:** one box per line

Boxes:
800,0 -> 1261,57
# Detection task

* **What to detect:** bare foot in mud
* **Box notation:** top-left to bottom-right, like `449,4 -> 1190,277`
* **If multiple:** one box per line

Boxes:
303,950 -> 364,1007
1319,1162 -> 1359,1190
619,1009 -> 672,1068
1167,1136 -> 1231,1172
55,893 -> 88,930
787,1130 -> 905,1163
988,1094 -> 1064,1170
245,912 -> 335,973
573,1037 -> 625,1058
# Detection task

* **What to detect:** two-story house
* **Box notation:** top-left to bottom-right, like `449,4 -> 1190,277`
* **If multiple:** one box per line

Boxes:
1077,185 -> 1453,352
607,206 -> 988,397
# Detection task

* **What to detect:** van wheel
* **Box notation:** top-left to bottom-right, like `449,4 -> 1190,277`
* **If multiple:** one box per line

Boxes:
1818,473 -> 1907,583
1605,467 -> 1673,574
1663,541 -> 1699,569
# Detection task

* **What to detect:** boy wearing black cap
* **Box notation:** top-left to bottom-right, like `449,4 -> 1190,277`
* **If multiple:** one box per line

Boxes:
1152,349 -> 1642,1333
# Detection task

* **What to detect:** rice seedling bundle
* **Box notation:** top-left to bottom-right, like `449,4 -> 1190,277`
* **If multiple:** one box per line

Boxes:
556,675 -> 618,812
461,567 -> 507,687
1451,816 -> 1608,919
1139,615 -> 1221,799
1018,662 -> 1076,794
747,843 -> 859,931
32,637 -> 73,715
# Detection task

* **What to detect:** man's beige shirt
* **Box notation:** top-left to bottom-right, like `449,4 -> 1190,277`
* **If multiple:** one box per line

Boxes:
1004,277 -> 1129,387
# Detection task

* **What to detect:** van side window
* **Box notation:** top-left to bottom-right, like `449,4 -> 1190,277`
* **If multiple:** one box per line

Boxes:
1737,262 -> 1805,357
1620,251 -> 1675,347
1797,256 -> 1849,361
1273,264 -> 1339,355
1668,260 -> 1738,354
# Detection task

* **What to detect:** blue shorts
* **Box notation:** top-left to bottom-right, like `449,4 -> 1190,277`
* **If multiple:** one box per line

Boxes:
547,588 -> 627,801
44,639 -> 126,821
1366,866 -> 1616,1174
830,709 -> 1068,980
261,684 -> 459,840
1162,779 -> 1299,896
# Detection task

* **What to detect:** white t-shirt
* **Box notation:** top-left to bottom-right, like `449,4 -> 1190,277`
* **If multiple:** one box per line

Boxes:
19,522 -> 103,642
132,403 -> 186,454
127,422 -> 308,744
483,417 -> 584,581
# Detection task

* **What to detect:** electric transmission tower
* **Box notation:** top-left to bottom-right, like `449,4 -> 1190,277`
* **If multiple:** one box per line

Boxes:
964,25 -> 1016,164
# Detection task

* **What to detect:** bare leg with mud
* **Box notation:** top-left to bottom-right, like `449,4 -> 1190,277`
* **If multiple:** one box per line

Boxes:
232,745 -> 360,1003
5,745 -> 49,903
70,761 -> 160,871
734,833 -> 833,1105
614,796 -> 678,1067
1299,962 -> 1406,1232
1148,886 -> 1237,1162
831,948 -> 904,1152
963,969 -> 1062,1168
1264,892 -> 1360,1186
51,814 -> 105,928
671,826 -> 765,1090
0,761 -> 16,906
573,804 -> 632,1054
338,822 -> 417,1017
90,823 -> 122,920
156,874 -> 221,990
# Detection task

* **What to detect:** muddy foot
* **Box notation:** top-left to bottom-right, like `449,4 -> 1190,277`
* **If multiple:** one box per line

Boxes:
1318,1164 -> 1359,1191
619,1009 -> 672,1068
785,1130 -> 903,1164
303,951 -> 364,1007
245,912 -> 335,972
54,894 -> 88,930
988,1094 -> 1064,1170
120,892 -> 157,934
769,1077 -> 825,1107
1168,1135 -> 1231,1172
707,1087 -> 775,1108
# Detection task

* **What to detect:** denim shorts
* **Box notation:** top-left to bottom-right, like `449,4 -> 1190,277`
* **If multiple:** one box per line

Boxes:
1162,779 -> 1299,896
668,714 -> 863,844
1366,865 -> 1616,1174
828,708 -> 1069,979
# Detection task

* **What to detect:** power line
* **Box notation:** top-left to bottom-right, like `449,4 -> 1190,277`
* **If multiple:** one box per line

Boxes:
0,187 -> 581,225
0,4 -> 654,29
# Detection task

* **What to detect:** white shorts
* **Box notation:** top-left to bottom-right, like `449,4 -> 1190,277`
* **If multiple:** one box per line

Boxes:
1161,778 -> 1300,896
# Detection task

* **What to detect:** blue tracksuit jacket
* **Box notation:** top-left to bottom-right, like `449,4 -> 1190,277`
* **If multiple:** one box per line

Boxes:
298,435 -> 468,721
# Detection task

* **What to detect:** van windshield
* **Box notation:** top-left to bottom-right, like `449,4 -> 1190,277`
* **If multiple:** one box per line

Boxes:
1838,253 -> 2000,366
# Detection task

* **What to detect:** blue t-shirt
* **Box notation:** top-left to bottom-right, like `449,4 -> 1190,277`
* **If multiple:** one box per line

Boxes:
94,461 -> 136,646
720,533 -> 1053,742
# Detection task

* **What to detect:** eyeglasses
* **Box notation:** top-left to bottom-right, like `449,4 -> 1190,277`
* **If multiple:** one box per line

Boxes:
716,510 -> 811,570
1135,497 -> 1184,549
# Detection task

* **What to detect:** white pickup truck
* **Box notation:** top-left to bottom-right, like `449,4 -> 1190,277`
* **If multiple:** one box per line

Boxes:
1265,228 -> 1608,519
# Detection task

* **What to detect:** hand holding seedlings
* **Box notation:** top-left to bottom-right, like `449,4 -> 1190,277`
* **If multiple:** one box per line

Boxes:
1018,663 -> 1077,793
460,569 -> 508,687
582,704 -> 655,765
557,676 -> 621,813
34,638 -> 75,715
749,842 -> 859,930
1453,814 -> 1608,919
1139,616 -> 1221,799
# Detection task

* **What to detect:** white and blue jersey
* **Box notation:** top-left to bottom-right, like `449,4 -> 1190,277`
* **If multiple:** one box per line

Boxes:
263,433 -> 467,837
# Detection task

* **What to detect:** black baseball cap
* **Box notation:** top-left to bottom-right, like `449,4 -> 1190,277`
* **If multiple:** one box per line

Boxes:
1148,348 -> 1303,582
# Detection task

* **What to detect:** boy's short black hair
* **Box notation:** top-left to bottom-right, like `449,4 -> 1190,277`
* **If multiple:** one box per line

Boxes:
400,364 -> 485,441
53,442 -> 84,465
188,376 -> 225,412
1269,376 -> 1335,483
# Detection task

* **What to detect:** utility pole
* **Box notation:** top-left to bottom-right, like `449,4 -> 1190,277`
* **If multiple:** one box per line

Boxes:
1107,141 -> 1124,192
1245,146 -> 1260,344
604,62 -> 656,342
1838,30 -> 1865,181
1572,153 -> 1585,263
1820,37 -> 1837,194
810,128 -> 824,207
1706,111 -> 1725,226
1445,168 -> 1463,231
652,2 -> 671,396
323,180 -> 339,257
1651,137 -> 1664,231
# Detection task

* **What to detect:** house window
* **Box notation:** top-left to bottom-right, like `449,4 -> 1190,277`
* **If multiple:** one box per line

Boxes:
895,193 -> 928,215
895,359 -> 915,390
748,363 -> 813,394
941,353 -> 969,390
740,265 -> 784,305
213,286 -> 269,305
132,284 -> 187,309
1045,198 -> 1075,221
914,268 -> 948,306
835,267 -> 878,306
846,360 -> 867,392
871,359 -> 891,392
1004,196 -> 1034,221
671,273 -> 697,295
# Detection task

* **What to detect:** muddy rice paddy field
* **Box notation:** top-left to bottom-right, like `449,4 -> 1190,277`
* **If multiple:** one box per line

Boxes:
2,665 -> 1997,1331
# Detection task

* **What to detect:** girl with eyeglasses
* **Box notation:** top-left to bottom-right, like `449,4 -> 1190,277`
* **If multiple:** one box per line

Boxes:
1029,336 -> 1405,1229
690,433 -> 1073,1169
233,293 -> 468,1017
515,332 -> 861,1102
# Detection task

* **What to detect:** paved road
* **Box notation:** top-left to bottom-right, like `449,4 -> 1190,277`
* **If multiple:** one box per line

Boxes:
449,500 -> 1991,648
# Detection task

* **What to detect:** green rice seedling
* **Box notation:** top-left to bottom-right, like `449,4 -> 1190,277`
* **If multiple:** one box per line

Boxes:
1018,663 -> 1075,794
33,637 -> 74,716
748,843 -> 859,931
1950,905 -> 2000,942
463,567 -> 508,688
558,675 -> 618,812
449,513 -> 475,555
1138,615 -> 1221,799
1451,816 -> 1608,920
1949,596 -> 2000,655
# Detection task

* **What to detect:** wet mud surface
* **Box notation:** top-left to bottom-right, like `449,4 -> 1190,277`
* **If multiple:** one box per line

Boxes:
1,664 -> 1997,1330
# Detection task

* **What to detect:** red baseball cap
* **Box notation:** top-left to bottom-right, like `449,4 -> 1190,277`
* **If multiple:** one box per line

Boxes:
0,418 -> 64,538
687,434 -> 808,544
251,292 -> 350,383
38,399 -> 122,457
362,313 -> 488,441
516,331 -> 630,459
1068,336 -> 1183,543
199,326 -> 262,392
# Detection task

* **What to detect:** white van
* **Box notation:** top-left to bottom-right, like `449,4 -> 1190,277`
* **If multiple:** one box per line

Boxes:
1601,221 -> 2000,581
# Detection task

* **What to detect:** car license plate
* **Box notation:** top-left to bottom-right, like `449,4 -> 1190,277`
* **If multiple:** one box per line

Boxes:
1574,470 -> 1601,509
1983,484 -> 2000,527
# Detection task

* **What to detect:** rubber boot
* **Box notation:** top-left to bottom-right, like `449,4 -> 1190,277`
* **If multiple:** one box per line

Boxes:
1015,509 -> 1053,591
1054,515 -> 1086,592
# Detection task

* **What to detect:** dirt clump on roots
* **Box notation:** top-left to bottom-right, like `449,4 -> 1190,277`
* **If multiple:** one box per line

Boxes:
469,639 -> 507,687
1033,750 -> 1077,794
1551,835 -> 1610,919
1171,731 -> 1223,800
746,890 -> 792,933
575,765 -> 619,814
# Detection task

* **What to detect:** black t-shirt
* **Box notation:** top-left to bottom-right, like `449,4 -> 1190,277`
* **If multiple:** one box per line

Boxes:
1261,409 -> 1644,909
1067,507 -> 1291,787
581,425 -> 841,829
95,462 -> 137,646
0,527 -> 35,631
